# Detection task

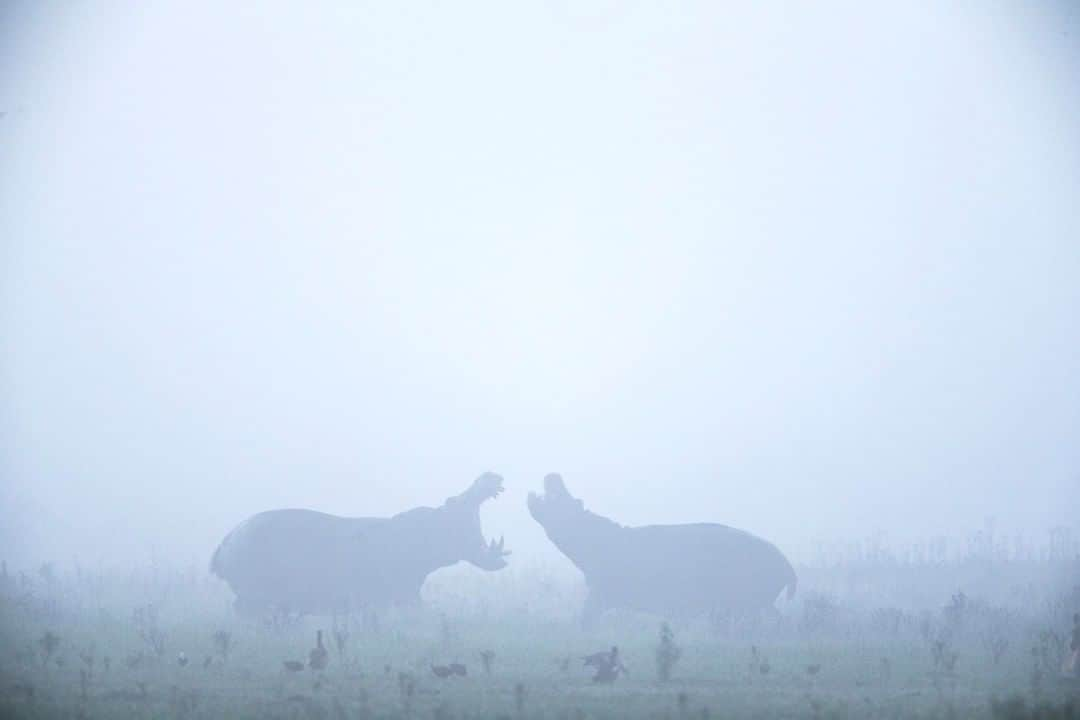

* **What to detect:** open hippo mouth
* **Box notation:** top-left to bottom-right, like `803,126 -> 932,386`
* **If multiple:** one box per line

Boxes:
461,472 -> 511,571
527,473 -> 584,524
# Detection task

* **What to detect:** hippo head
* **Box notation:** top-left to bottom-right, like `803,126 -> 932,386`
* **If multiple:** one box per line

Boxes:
440,472 -> 511,571
527,473 -> 621,574
527,473 -> 586,531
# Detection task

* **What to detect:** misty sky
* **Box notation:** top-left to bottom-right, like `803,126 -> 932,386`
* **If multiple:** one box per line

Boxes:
2,2 -> 1079,570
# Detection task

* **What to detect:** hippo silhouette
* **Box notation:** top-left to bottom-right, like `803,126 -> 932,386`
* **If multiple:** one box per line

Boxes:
528,473 -> 795,624
212,472 -> 510,614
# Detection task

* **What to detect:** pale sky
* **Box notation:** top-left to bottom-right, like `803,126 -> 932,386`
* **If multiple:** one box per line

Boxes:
2,2 -> 1078,570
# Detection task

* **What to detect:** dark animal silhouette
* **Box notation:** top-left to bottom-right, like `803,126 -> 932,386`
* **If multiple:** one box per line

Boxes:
431,663 -> 467,679
583,646 -> 625,683
212,473 -> 510,614
582,650 -> 611,667
528,474 -> 796,625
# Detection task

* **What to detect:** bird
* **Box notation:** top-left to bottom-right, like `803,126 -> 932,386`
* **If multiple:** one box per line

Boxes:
582,650 -> 611,668
583,646 -> 626,684
176,651 -> 189,667
283,660 -> 305,672
309,630 -> 328,671
431,663 -> 467,679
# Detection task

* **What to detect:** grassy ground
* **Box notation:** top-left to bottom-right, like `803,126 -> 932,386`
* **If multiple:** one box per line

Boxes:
0,558 -> 1077,719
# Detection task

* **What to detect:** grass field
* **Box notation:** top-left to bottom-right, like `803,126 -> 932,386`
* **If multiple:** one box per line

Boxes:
1,539 -> 1078,719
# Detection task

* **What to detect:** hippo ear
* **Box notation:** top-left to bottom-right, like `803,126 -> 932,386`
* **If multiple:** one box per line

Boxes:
545,473 -> 582,501
544,473 -> 567,494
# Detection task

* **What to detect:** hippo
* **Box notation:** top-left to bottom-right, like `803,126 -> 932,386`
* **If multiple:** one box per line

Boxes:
527,473 -> 795,624
211,472 -> 510,614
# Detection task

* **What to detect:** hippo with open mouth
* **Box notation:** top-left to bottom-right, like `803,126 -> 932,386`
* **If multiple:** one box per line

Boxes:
528,473 -> 795,624
211,472 -> 510,614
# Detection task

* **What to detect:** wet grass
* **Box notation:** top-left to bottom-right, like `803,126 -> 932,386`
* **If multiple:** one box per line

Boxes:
0,557 -> 1077,719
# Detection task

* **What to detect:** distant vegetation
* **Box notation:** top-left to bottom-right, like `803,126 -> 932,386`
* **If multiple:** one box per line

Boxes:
0,526 -> 1077,718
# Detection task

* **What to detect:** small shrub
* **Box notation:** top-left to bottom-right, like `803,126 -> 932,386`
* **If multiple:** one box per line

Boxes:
943,591 -> 968,633
931,638 -> 958,674
514,682 -> 527,716
213,630 -> 234,662
331,617 -> 349,658
656,622 -> 682,682
479,649 -> 495,675
132,604 -> 166,658
38,630 -> 60,666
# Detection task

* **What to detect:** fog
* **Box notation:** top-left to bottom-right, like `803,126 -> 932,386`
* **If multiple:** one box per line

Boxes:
2,1 -> 1079,572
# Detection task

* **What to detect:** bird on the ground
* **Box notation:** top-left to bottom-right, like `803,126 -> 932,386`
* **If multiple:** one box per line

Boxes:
583,646 -> 626,684
432,663 -> 467,679
582,648 -> 614,668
